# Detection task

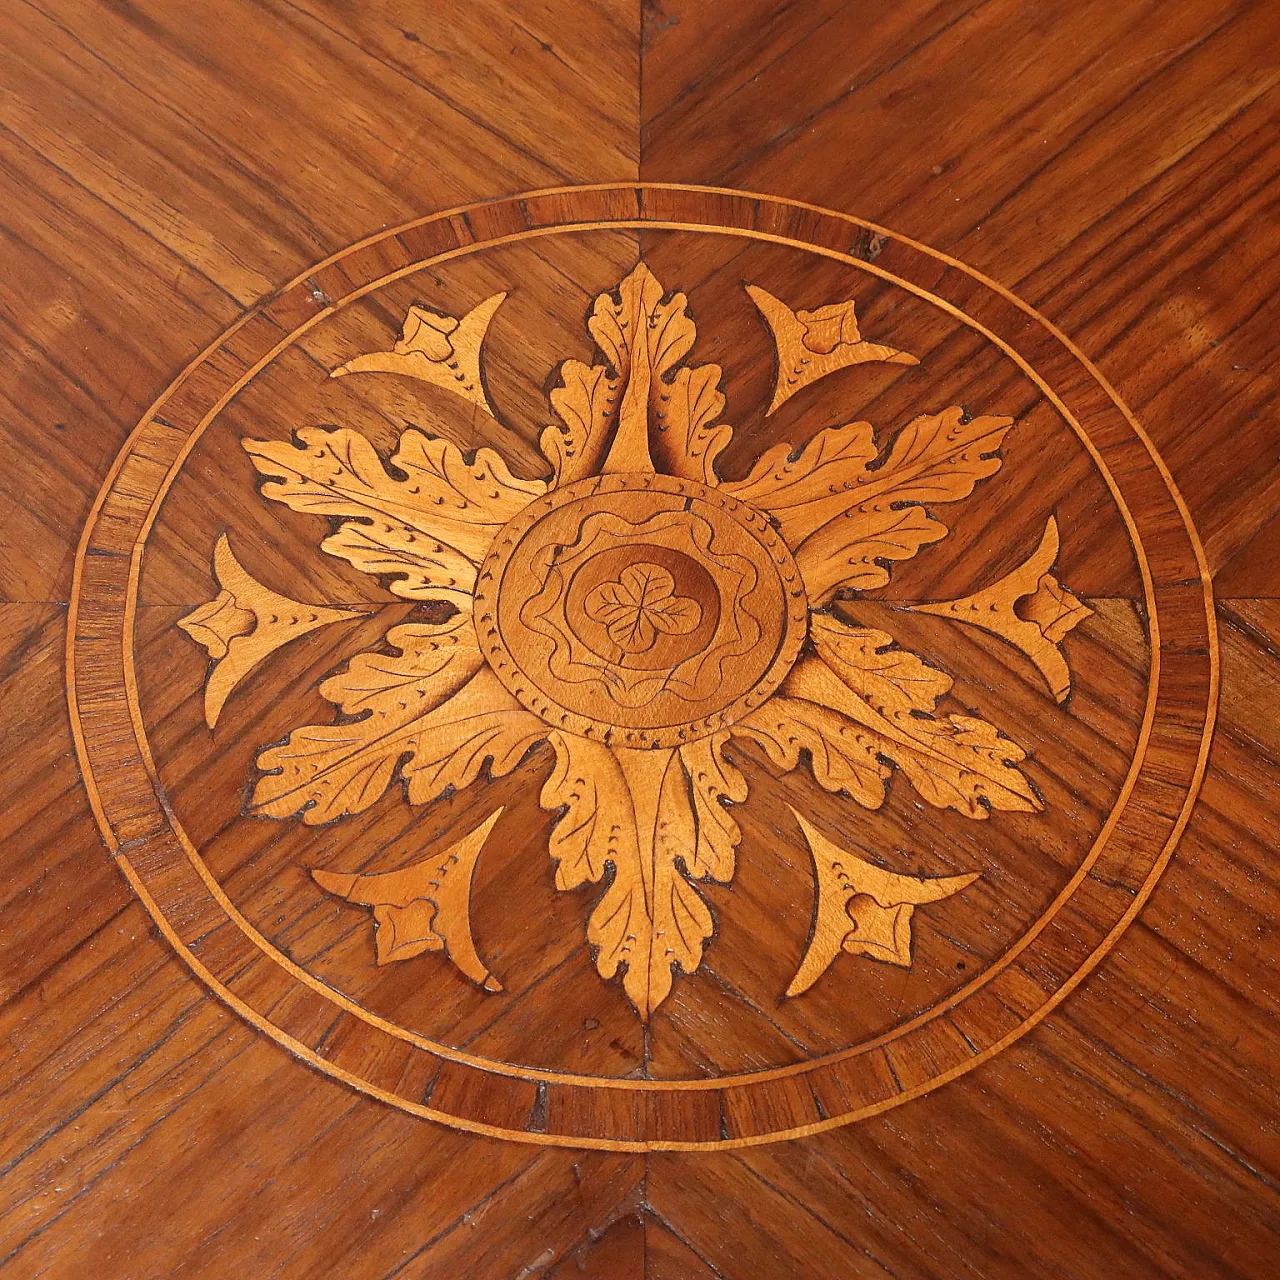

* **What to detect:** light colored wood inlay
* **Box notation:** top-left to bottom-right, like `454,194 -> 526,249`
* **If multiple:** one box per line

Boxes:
909,517 -> 1092,703
66,187 -> 1216,1154
177,534 -> 364,727
314,809 -> 504,991
746,284 -> 918,414
785,810 -> 979,996
331,292 -> 507,418
183,262 -> 1048,1019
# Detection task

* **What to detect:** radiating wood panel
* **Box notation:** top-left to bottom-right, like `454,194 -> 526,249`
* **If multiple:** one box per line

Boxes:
1,1 -> 1277,1276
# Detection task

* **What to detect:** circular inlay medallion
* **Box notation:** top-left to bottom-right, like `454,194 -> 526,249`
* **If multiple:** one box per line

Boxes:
67,185 -> 1216,1150
476,473 -> 808,746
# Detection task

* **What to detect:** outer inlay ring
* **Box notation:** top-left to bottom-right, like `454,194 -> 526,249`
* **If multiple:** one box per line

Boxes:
66,184 -> 1216,1150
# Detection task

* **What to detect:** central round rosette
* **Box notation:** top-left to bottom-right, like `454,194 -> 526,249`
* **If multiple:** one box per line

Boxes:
475,473 -> 808,747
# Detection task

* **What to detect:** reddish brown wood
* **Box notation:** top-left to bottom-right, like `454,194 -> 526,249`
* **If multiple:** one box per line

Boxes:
1,1 -> 1277,1276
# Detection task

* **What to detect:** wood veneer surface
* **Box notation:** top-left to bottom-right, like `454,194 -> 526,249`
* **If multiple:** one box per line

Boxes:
0,2 -> 1277,1276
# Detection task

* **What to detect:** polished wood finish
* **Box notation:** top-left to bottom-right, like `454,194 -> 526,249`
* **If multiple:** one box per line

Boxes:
1,1 -> 1277,1275
910,516 -> 1092,704
60,183 -> 1215,1154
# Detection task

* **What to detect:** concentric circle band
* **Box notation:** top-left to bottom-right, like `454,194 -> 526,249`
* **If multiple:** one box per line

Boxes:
66,184 -> 1217,1150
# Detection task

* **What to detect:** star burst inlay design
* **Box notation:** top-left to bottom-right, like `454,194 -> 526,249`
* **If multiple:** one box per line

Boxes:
184,263 -> 1050,1019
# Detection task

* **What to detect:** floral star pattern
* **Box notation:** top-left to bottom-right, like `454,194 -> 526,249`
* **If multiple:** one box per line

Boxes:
182,263 -> 1056,1019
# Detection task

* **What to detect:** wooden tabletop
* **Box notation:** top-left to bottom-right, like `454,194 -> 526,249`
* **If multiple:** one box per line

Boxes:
1,2 -> 1277,1276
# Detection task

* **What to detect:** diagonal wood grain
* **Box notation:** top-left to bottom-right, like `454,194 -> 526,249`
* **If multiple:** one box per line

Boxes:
0,3 -> 644,1276
642,0 -> 1280,587
635,2 -> 1279,1273
646,600 -> 1280,1277
0,0 -> 1277,1275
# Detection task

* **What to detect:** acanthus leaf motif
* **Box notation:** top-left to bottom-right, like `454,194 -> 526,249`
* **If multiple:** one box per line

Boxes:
244,426 -> 545,604
250,617 -> 544,823
540,732 -> 745,1019
652,355 -> 733,484
190,262 -> 1062,1018
540,263 -> 733,484
726,408 -> 1012,605
733,694 -> 890,808
677,732 -> 748,883
542,359 -> 618,487
789,616 -> 1041,818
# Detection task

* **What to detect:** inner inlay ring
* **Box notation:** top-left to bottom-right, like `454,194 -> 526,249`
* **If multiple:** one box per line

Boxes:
65,184 -> 1215,1152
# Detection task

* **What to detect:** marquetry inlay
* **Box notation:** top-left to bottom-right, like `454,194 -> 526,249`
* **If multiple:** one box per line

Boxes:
67,186 -> 1215,1151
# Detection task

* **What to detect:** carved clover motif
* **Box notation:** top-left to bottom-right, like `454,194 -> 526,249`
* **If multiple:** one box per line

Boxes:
583,562 -> 702,654
181,263 -> 1079,1020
